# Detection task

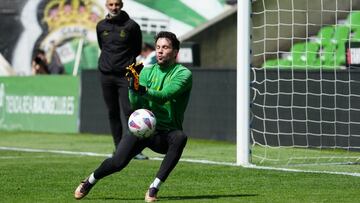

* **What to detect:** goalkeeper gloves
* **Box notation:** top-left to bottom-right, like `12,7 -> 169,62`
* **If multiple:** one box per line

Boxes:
129,77 -> 147,95
125,63 -> 147,95
125,62 -> 144,91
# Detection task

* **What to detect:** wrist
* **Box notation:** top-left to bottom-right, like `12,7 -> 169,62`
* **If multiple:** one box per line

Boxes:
140,85 -> 147,95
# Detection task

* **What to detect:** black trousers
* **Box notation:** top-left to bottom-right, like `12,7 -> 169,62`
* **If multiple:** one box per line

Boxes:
100,73 -> 132,149
93,130 -> 188,182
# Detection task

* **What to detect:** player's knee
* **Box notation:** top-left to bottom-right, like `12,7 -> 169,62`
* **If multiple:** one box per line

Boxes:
172,131 -> 187,148
179,133 -> 187,146
110,157 -> 127,171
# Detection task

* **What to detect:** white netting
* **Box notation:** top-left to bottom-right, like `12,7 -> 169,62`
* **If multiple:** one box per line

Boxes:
250,0 -> 360,166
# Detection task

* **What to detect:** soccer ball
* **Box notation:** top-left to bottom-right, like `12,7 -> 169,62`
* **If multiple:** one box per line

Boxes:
128,109 -> 156,138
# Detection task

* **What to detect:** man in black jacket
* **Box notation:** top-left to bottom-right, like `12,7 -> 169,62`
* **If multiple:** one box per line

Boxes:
97,0 -> 147,159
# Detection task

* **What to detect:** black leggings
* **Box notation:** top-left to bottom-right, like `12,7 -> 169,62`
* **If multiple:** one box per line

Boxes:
94,130 -> 188,182
100,73 -> 132,149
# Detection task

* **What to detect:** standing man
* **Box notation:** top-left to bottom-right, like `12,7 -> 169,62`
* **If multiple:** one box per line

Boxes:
97,0 -> 147,159
74,31 -> 192,202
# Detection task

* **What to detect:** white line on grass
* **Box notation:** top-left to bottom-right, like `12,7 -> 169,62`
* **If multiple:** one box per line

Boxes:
151,157 -> 237,166
0,146 -> 236,165
0,155 -> 52,159
0,146 -> 110,157
1,146 -> 360,177
244,165 -> 360,177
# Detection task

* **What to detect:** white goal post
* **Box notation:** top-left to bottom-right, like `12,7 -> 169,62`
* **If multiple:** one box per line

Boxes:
238,0 -> 360,169
237,0 -> 251,166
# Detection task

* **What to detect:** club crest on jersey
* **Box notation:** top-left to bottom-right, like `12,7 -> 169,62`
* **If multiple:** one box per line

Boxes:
103,31 -> 109,36
120,30 -> 127,38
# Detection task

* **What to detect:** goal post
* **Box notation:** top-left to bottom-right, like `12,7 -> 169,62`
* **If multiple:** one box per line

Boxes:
240,0 -> 360,171
236,0 -> 251,166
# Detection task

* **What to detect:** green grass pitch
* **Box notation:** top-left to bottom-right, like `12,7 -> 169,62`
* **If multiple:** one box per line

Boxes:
1,132 -> 359,202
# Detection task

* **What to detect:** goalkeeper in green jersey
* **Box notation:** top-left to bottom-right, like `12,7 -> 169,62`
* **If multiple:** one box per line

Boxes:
74,31 -> 192,202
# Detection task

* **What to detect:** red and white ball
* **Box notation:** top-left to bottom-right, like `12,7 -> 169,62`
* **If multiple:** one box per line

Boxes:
128,109 -> 156,138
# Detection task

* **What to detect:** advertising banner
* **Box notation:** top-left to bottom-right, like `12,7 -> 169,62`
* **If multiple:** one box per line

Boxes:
0,76 -> 79,133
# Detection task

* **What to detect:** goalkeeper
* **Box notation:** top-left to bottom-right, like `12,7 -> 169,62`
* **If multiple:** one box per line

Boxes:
74,31 -> 193,202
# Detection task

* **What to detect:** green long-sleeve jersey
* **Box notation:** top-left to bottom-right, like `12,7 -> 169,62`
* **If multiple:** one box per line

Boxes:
129,63 -> 192,131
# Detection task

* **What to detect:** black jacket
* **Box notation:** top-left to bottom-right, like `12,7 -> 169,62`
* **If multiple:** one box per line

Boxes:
96,11 -> 142,75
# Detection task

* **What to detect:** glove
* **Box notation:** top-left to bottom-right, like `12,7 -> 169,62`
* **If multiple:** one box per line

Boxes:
129,77 -> 147,95
125,63 -> 144,91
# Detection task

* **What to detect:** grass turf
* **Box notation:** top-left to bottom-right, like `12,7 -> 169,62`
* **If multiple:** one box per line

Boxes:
1,131 -> 360,202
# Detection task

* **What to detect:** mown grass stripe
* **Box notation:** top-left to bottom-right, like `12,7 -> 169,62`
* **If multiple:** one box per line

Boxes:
2,146 -> 360,177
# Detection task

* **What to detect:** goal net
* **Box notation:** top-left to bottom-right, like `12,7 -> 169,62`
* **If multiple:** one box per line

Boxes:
249,0 -> 360,168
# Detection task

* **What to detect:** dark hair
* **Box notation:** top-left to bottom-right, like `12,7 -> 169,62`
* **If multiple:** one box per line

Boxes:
155,31 -> 180,50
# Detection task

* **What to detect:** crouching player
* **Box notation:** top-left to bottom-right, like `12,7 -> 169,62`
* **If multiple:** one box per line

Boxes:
74,31 -> 192,202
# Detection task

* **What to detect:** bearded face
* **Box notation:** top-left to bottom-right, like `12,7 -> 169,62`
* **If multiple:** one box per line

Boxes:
106,0 -> 123,17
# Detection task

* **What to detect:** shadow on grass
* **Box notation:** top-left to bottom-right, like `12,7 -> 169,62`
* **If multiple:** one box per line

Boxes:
162,194 -> 258,201
91,193 -> 257,201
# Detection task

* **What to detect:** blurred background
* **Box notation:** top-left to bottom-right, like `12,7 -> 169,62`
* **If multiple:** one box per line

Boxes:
0,0 -> 237,76
0,0 -> 238,141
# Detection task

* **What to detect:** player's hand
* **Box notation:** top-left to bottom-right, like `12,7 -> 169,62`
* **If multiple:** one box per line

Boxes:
133,62 -> 143,74
129,77 -> 147,95
125,63 -> 143,78
125,63 -> 144,91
